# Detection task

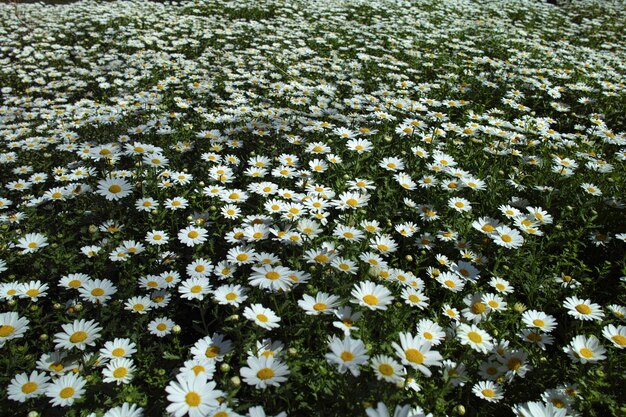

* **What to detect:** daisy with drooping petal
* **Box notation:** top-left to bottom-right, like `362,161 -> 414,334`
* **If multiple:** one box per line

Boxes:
45,373 -> 87,407
180,358 -> 217,379
0,312 -> 29,347
563,297 -> 605,321
563,335 -> 607,364
325,335 -> 369,376
240,355 -> 291,389
392,332 -> 442,377
243,304 -> 281,330
54,319 -> 102,351
457,324 -> 493,354
165,373 -> 224,417
7,370 -> 50,402
190,333 -> 233,362
332,306 -> 362,336
350,281 -> 394,311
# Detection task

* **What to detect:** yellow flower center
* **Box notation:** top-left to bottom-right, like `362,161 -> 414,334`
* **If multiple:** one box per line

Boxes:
156,323 -> 167,331
405,348 -> 424,364
507,358 -> 522,370
59,387 -> 75,399
28,242 -> 38,248
482,389 -> 495,398
611,335 -> 626,346
467,331 -> 483,343
188,231 -> 199,239
579,348 -> 594,358
185,392 -> 201,407
70,331 -> 88,343
378,364 -> 394,376
257,368 -> 275,380
575,304 -> 592,315
108,185 -> 122,193
190,285 -> 203,293
533,319 -> 545,327
408,294 -> 420,303
236,253 -> 249,261
0,324 -> 15,337
265,272 -> 280,280
256,314 -> 269,323
205,346 -> 220,358
340,351 -> 355,362
26,289 -> 39,297
111,348 -> 125,357
313,303 -> 327,311
501,235 -> 512,243
21,382 -> 38,394
346,198 -> 358,207
113,367 -> 128,378
471,302 -> 487,314
225,292 -> 237,301
362,295 -> 379,305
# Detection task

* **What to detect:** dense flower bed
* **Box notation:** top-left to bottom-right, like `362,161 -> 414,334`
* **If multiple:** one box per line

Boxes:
0,0 -> 625,416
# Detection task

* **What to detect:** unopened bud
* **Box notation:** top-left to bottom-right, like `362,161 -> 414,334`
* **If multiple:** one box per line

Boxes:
172,325 -> 181,334
230,376 -> 241,386
220,363 -> 230,373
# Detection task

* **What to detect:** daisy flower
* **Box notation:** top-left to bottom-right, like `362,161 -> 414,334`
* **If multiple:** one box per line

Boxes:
124,296 -> 153,314
563,297 -> 604,321
456,324 -> 493,354
602,324 -> 626,349
178,226 -> 209,247
248,265 -> 293,292
78,278 -> 117,305
416,319 -> 445,345
45,373 -> 87,407
148,317 -> 176,337
16,233 -> 48,254
212,284 -> 248,307
190,334 -> 233,361
7,371 -> 50,402
179,277 -> 212,301
103,403 -> 145,417
99,338 -> 137,360
563,335 -> 607,364
521,310 -> 558,333
96,177 -> 133,200
102,358 -> 136,385
511,402 -> 567,417
165,373 -> 224,417
370,355 -> 404,384
240,355 -> 291,389
243,304 -> 281,330
472,380 -> 504,403
54,319 -> 102,351
350,281 -> 394,311
180,358 -> 217,379
333,191 -> 370,210
146,230 -> 169,246
0,312 -> 30,347
392,332 -> 442,377
332,306 -> 362,335
18,280 -> 49,301
401,288 -> 429,310
325,335 -> 369,376
492,226 -> 524,249
298,292 -> 341,315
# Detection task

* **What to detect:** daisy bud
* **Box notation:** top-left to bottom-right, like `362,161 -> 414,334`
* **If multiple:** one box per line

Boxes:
226,314 -> 239,321
88,225 -> 98,233
343,174 -> 350,180
288,348 -> 297,356
454,405 -> 466,415
7,299 -> 16,307
405,255 -> 413,262
74,303 -> 83,312
384,135 -> 392,142
199,181 -> 205,186
230,376 -> 241,386
513,302 -> 527,313
28,412 -> 40,417
195,218 -> 205,226
53,303 -> 62,310
186,215 -> 193,221
595,369 -> 605,377
172,325 -> 181,334
556,224 -> 563,230
39,334 -> 48,341
30,305 -> 38,312
220,363 -> 230,372
209,206 -> 217,211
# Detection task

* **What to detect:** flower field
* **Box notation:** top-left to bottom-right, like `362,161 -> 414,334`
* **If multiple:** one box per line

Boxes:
0,0 -> 625,416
